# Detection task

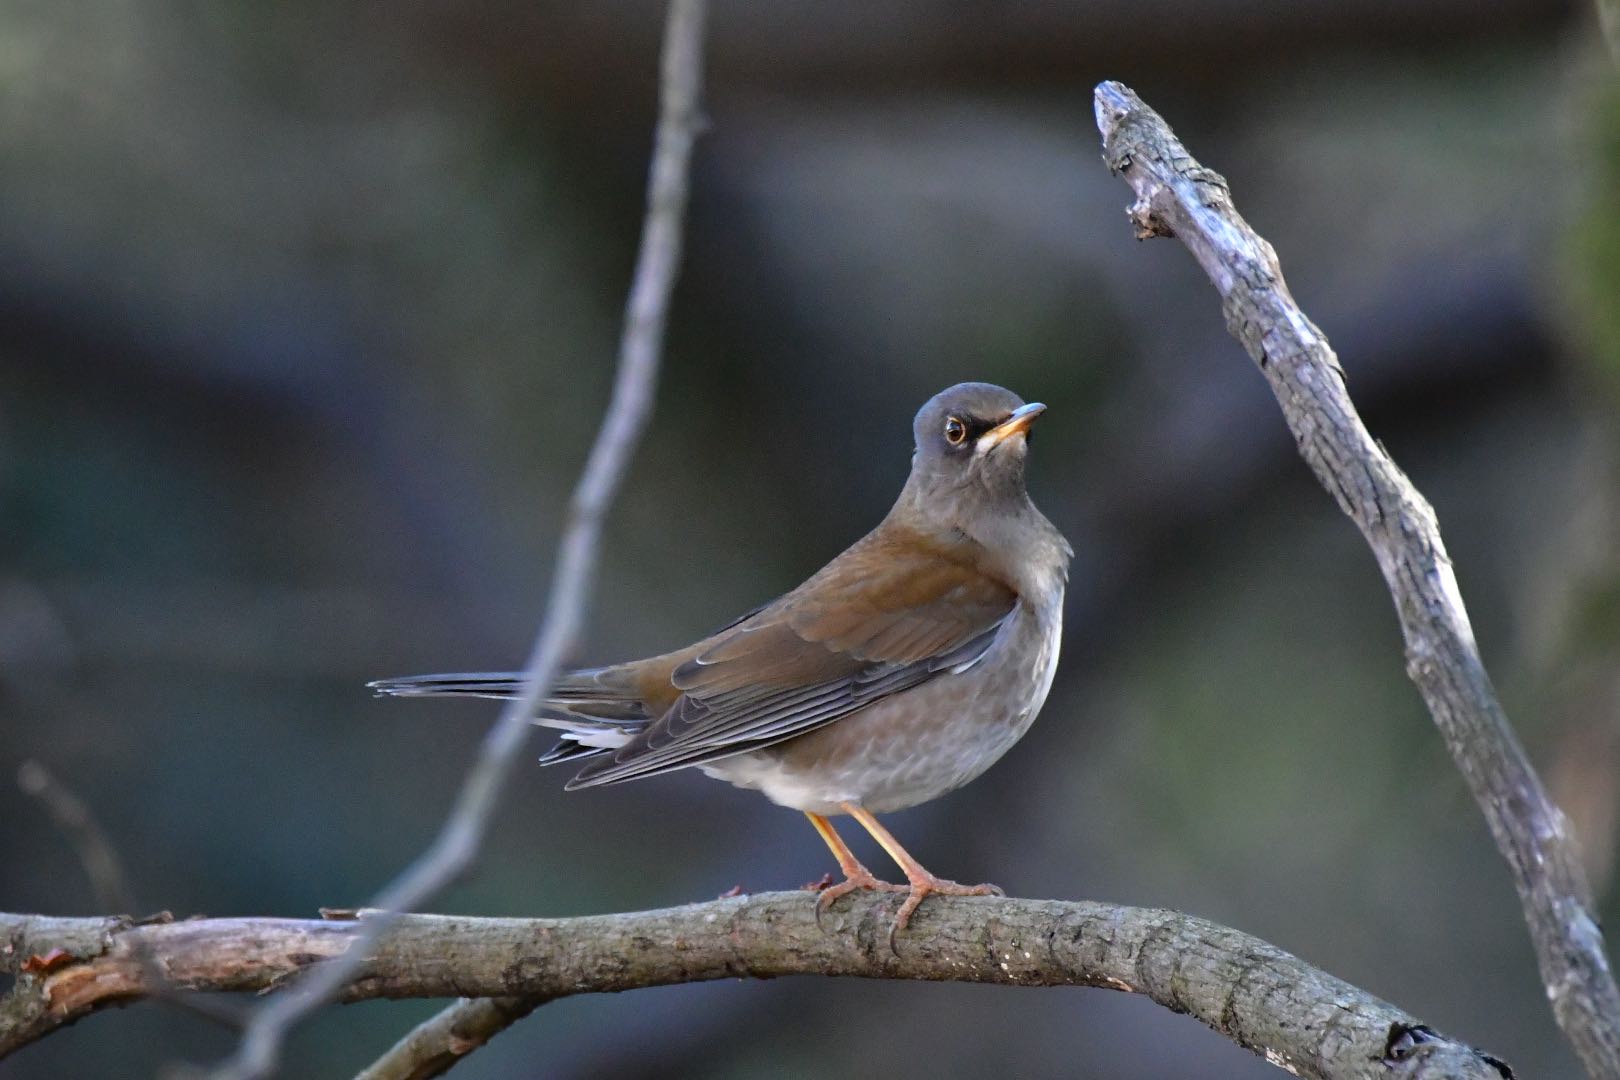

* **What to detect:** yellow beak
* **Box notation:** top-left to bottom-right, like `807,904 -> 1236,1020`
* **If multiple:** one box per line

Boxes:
977,402 -> 1046,450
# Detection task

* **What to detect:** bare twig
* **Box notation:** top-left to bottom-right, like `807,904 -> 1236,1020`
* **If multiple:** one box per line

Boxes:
1092,80 -> 1620,1078
17,760 -> 135,915
354,997 -> 546,1080
205,3 -> 708,1077
0,896 -> 1511,1080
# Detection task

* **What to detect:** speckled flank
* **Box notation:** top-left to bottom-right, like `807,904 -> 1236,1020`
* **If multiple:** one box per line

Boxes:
703,596 -> 1062,814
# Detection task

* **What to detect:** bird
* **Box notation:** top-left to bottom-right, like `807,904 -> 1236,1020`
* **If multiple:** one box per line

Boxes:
371,382 -> 1071,938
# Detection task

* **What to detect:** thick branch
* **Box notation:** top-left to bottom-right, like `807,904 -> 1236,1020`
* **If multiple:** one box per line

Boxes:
0,897 -> 1507,1080
207,3 -> 707,1077
1093,80 -> 1620,1078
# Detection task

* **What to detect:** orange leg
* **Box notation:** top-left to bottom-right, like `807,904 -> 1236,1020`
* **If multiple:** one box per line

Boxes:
842,802 -> 1003,940
804,812 -> 907,919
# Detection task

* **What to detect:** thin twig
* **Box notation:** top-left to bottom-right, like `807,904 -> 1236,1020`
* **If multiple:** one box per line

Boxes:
17,760 -> 135,915
0,896 -> 1511,1080
354,997 -> 546,1080
204,3 -> 708,1076
1092,79 -> 1620,1079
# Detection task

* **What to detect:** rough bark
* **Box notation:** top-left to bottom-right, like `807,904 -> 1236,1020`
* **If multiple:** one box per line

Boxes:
1093,79 -> 1620,1079
0,897 -> 1508,1080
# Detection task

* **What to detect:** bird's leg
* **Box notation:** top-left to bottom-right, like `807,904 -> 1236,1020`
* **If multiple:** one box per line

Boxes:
842,802 -> 1004,942
804,812 -> 907,924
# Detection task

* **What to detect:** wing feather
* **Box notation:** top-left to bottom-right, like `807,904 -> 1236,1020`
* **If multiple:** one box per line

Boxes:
566,524 -> 1015,788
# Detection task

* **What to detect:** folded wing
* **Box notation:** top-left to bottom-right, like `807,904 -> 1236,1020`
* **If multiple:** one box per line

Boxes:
565,525 -> 1017,787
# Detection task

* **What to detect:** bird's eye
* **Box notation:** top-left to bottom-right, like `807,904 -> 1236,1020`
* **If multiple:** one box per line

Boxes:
943,416 -> 967,445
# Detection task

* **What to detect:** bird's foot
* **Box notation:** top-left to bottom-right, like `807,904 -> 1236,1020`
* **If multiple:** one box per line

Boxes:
888,875 -> 1004,951
813,865 -> 909,928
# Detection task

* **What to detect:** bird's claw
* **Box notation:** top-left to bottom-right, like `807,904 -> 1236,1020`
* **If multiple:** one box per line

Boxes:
886,877 -> 1004,954
812,867 -> 908,930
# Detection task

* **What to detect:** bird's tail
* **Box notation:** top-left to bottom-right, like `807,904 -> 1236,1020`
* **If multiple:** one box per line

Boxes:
368,667 -> 651,766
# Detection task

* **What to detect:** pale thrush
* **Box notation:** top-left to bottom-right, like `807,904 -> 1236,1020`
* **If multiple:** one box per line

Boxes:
372,382 -> 1070,935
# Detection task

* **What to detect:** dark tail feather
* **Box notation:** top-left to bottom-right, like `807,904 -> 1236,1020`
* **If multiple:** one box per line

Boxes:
537,738 -> 611,766
370,669 -> 651,769
368,668 -> 644,713
368,672 -> 525,700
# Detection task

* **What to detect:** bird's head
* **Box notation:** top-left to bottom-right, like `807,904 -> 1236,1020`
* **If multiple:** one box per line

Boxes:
897,382 -> 1067,590
906,381 -> 1045,506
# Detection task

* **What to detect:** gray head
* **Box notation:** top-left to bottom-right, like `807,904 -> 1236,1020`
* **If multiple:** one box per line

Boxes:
904,382 -> 1046,509
896,381 -> 1068,594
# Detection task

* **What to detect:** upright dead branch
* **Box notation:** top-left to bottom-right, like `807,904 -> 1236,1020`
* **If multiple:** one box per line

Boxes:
0,898 -> 1510,1080
205,2 -> 708,1077
1092,79 -> 1620,1079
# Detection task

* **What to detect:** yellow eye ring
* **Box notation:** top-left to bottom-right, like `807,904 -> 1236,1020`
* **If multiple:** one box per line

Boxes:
943,416 -> 967,445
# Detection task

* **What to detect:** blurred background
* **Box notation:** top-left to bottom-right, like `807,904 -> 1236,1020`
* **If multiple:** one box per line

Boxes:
2,0 -> 1618,1076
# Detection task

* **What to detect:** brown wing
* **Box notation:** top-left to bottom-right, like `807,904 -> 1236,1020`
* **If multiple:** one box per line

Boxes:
564,524 -> 1016,788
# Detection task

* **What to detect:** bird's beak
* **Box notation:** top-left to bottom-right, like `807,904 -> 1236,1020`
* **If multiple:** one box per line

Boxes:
977,402 -> 1046,452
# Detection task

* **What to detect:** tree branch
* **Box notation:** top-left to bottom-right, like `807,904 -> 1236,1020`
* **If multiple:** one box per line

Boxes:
0,897 -> 1509,1080
204,2 -> 707,1077
355,996 -> 547,1080
1092,79 -> 1620,1079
